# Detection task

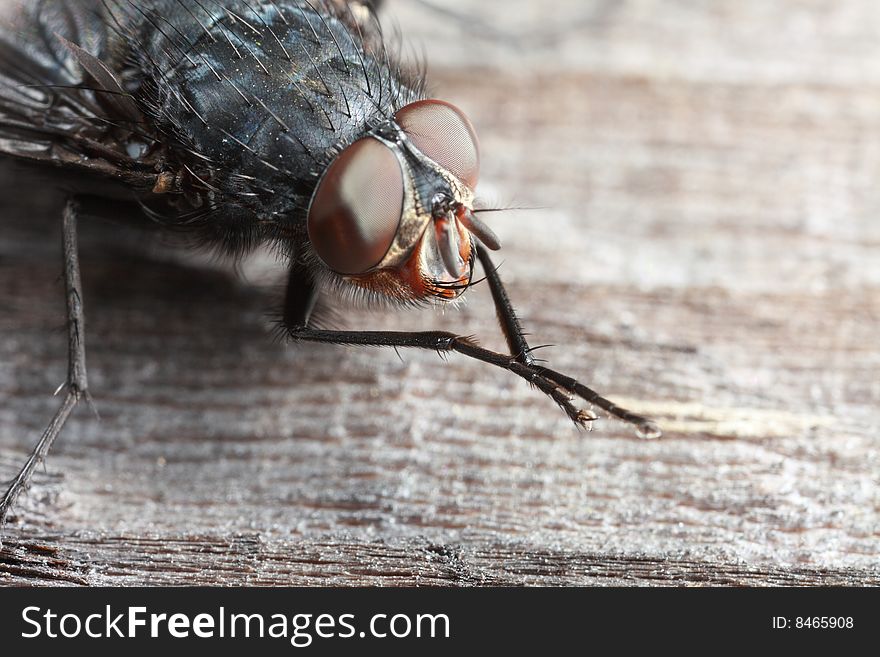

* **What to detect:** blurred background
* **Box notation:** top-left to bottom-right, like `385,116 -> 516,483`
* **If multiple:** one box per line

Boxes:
0,0 -> 877,583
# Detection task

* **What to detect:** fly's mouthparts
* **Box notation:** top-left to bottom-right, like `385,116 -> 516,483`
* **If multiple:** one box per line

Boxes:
435,214 -> 463,279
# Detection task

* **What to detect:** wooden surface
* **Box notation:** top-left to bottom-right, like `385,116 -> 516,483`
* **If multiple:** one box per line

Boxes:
1,0 -> 879,586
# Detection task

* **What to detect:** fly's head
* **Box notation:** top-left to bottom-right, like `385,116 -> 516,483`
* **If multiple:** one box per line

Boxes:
306,100 -> 500,302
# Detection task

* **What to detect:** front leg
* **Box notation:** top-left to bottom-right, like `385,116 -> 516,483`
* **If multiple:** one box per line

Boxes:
281,255 -> 590,425
280,251 -> 659,436
0,199 -> 91,523
284,326 -> 597,428
476,244 -> 538,366
475,245 -> 660,437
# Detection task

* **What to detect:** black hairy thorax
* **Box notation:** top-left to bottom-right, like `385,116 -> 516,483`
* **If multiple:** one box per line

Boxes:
0,0 -> 424,256
120,0 -> 423,253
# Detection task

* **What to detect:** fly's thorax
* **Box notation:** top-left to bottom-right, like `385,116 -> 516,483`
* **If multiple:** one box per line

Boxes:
306,99 -> 499,304
118,0 -> 419,240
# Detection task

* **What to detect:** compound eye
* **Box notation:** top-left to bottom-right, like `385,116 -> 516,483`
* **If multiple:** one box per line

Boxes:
307,138 -> 404,274
395,99 -> 480,188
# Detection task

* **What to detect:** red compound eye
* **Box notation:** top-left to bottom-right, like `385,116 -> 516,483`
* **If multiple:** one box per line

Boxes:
307,138 -> 404,274
395,99 -> 480,188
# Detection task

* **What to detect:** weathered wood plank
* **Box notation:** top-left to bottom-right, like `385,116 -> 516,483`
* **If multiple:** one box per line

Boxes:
1,0 -> 878,586
3,535 -> 879,587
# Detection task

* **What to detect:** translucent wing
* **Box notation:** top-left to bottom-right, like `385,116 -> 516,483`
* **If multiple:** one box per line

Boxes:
0,0 -> 142,182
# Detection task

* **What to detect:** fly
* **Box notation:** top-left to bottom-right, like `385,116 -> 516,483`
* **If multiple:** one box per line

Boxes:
0,0 -> 661,523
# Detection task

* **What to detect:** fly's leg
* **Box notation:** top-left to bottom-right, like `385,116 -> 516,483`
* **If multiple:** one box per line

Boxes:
283,259 -> 318,329
473,244 -> 591,424
0,199 -> 91,524
281,262 -> 584,425
469,244 -> 590,423
475,245 -> 537,366
475,245 -> 660,437
281,250 -> 659,435
285,327 -> 647,432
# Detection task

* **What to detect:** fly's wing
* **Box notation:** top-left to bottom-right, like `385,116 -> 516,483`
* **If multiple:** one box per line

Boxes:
0,0 -> 147,185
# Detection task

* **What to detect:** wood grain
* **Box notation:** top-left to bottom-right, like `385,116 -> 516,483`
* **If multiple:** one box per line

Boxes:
1,0 -> 878,586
